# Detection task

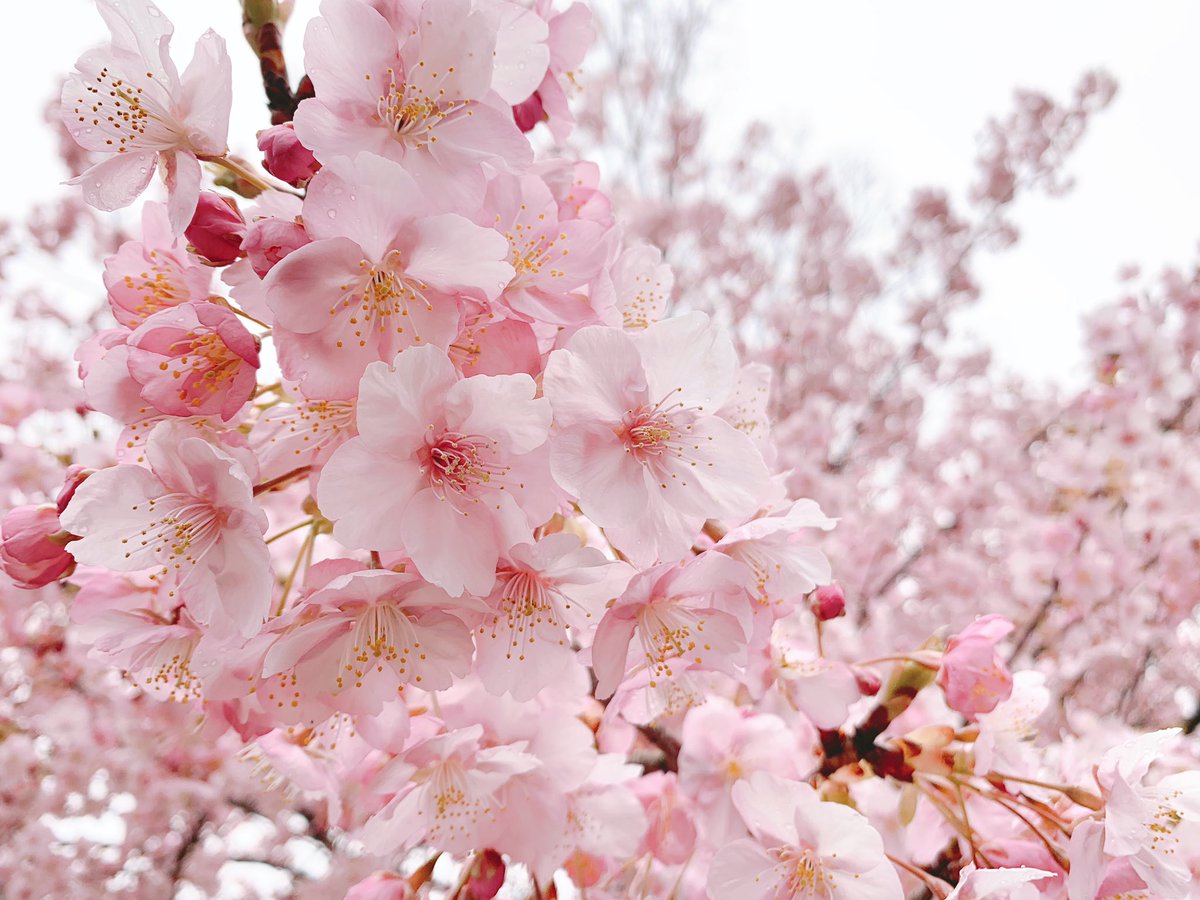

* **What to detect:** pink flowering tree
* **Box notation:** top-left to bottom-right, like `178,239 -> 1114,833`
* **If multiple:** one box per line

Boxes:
3,0 -> 1200,898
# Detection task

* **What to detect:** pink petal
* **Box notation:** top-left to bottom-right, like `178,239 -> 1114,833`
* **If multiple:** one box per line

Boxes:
355,347 -> 458,450
318,439 -> 424,551
543,326 -> 647,426
444,373 -> 549,455
178,29 -> 232,154
401,488 -> 500,597
68,152 -> 158,213
406,214 -> 514,299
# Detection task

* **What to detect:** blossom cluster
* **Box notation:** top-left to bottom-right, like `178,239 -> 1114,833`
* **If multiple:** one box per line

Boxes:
2,0 -> 1197,897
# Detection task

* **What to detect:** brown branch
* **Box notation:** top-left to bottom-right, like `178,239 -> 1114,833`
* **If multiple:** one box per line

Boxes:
635,723 -> 681,772
242,1 -> 311,124
169,813 -> 208,886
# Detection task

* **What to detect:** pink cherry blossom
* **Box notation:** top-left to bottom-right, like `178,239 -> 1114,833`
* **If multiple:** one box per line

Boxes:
250,394 -> 358,481
945,865 -> 1054,900
512,1 -> 594,141
344,872 -> 414,900
293,0 -> 532,208
317,345 -> 554,596
707,772 -> 902,899
678,698 -> 816,844
543,312 -> 774,565
63,0 -> 232,232
474,532 -> 632,701
360,725 -> 541,856
125,301 -> 260,421
1096,728 -> 1200,897
241,214 -> 311,278
711,498 -> 836,617
104,202 -> 212,329
973,670 -> 1050,776
591,552 -> 750,700
481,172 -> 612,326
264,152 -> 513,396
259,568 -> 474,726
59,421 -> 270,639
938,614 -> 1016,719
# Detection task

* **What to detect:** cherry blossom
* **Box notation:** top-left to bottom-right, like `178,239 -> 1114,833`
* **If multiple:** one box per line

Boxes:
543,312 -> 774,565
707,772 -> 902,899
264,152 -> 513,396
125,301 -> 260,421
473,532 -> 632,700
63,0 -> 232,231
317,344 -> 554,596
294,0 -> 532,207
59,421 -> 270,639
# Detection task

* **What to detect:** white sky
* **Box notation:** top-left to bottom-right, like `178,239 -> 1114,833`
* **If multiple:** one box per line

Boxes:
3,0 -> 1199,385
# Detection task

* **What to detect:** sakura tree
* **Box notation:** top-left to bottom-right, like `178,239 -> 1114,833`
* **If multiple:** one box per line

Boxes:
2,0 -> 1199,897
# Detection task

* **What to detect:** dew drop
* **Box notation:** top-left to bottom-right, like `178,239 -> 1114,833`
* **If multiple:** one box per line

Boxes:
326,209 -> 337,219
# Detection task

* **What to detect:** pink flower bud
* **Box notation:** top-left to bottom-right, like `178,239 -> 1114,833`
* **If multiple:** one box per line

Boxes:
242,217 -> 311,278
257,123 -> 320,186
185,192 -> 247,265
852,666 -> 882,697
938,614 -> 1015,719
0,504 -> 76,589
344,872 -> 413,900
465,849 -> 505,899
512,92 -> 546,133
811,583 -> 846,621
56,465 -> 94,514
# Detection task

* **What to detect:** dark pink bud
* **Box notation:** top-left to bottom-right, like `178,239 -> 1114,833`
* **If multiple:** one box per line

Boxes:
186,192 -> 247,265
56,465 -> 93,514
257,123 -> 320,186
243,217 -> 311,278
0,504 -> 76,589
852,666 -> 882,696
811,583 -> 846,621
465,849 -> 505,899
512,92 -> 546,133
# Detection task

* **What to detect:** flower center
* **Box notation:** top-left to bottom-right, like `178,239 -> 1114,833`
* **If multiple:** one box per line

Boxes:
71,65 -> 180,152
422,431 -> 508,499
121,493 -> 222,580
336,602 -> 419,691
635,601 -> 708,687
332,251 -> 433,349
486,568 -> 568,662
375,66 -> 466,149
774,846 -> 833,897
165,330 -> 247,408
622,406 -> 679,460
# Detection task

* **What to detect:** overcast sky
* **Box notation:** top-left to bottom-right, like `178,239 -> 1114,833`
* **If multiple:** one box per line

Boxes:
4,0 -> 1198,386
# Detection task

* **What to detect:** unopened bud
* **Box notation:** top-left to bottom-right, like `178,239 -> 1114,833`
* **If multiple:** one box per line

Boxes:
512,92 -> 546,133
0,505 -> 76,589
465,849 -> 506,899
811,583 -> 846,621
243,217 -> 311,278
258,123 -> 320,186
56,465 -> 94,514
186,192 -> 247,265
852,666 -> 882,696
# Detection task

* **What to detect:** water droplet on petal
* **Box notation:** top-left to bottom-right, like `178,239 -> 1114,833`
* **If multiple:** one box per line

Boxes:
326,209 -> 337,219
